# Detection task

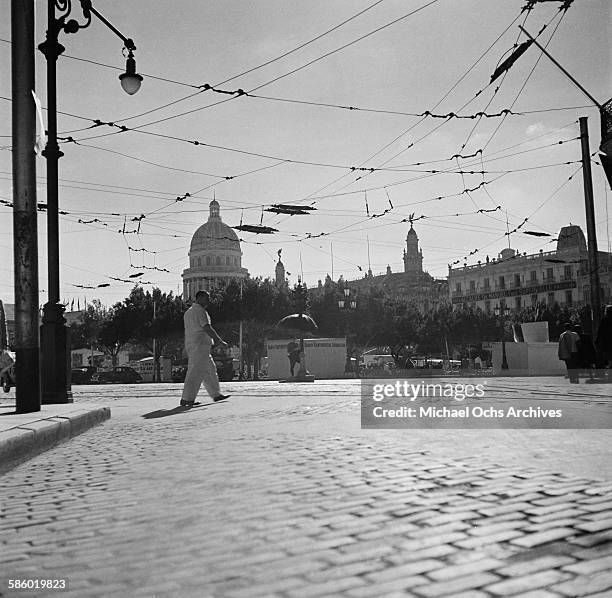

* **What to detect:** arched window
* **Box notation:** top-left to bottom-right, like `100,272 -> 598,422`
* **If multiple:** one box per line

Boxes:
226,256 -> 230,265
206,256 -> 211,266
197,257 -> 202,267
216,256 -> 221,265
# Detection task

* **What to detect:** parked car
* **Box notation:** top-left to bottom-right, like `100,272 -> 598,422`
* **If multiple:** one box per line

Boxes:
1,363 -> 15,393
94,366 -> 142,384
0,350 -> 15,392
71,366 -> 97,385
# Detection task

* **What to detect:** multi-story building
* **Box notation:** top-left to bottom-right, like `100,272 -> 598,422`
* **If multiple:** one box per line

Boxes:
324,224 -> 448,312
448,225 -> 612,312
182,200 -> 249,299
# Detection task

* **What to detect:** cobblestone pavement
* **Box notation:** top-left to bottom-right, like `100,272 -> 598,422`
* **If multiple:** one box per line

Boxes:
1,378 -> 612,597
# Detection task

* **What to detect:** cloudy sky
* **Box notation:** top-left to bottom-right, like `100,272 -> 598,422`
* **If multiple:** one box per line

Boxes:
1,0 -> 610,306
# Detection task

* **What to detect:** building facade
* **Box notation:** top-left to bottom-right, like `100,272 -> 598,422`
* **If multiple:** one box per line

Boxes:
339,225 -> 448,312
182,200 -> 249,299
448,225 -> 612,312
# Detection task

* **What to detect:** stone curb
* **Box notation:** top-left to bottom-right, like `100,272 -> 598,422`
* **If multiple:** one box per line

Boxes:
0,406 -> 111,475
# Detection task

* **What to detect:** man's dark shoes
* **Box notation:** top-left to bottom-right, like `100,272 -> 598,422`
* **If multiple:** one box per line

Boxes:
180,400 -> 201,408
213,394 -> 230,402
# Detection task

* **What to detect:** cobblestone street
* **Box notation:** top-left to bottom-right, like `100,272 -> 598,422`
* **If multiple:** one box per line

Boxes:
1,379 -> 612,597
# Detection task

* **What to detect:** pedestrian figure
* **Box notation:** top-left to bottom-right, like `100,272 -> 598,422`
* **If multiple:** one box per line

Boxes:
558,322 -> 580,383
287,338 -> 300,377
574,324 -> 597,379
595,305 -> 612,373
180,291 -> 230,407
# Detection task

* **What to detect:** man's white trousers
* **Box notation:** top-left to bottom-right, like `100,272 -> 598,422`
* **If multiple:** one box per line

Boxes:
181,340 -> 220,402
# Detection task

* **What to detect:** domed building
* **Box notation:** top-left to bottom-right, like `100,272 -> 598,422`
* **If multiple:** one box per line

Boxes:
182,200 -> 249,299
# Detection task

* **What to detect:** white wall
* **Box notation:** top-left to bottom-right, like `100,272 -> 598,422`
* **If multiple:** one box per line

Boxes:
267,338 -> 347,380
491,342 -> 565,376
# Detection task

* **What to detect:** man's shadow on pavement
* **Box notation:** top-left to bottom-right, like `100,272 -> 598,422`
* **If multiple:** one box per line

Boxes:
142,403 -> 212,419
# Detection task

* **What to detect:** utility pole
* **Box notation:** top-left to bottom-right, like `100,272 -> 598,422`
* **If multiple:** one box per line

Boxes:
515,27 -> 605,334
579,117 -> 602,336
12,0 -> 41,413
152,300 -> 158,382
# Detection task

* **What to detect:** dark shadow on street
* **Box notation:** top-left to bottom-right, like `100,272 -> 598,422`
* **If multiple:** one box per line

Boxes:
142,403 -> 212,419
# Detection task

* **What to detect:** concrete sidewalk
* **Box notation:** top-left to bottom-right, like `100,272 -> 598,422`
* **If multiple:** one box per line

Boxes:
0,400 -> 110,475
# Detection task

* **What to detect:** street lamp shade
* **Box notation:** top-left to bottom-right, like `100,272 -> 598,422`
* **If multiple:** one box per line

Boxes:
119,51 -> 143,95
276,313 -> 318,333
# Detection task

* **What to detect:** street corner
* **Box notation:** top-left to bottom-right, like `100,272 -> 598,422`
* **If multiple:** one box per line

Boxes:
0,404 -> 110,475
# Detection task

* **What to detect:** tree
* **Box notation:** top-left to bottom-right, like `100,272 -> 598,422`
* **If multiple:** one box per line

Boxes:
120,286 -> 186,379
97,302 -> 137,366
209,278 -> 293,377
69,300 -> 106,352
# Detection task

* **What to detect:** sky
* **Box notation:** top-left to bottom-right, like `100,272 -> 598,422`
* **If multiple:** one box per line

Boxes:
1,0 -> 610,307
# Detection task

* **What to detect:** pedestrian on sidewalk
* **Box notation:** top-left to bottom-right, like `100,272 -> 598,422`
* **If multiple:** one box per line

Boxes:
595,305 -> 612,373
180,291 -> 230,407
287,338 -> 300,377
574,324 -> 597,380
558,322 -> 580,383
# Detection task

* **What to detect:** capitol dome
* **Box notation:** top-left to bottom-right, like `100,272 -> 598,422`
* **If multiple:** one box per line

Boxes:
190,200 -> 240,252
182,200 -> 249,298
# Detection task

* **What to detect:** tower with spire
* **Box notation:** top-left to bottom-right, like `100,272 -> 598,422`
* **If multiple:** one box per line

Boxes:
403,223 -> 424,276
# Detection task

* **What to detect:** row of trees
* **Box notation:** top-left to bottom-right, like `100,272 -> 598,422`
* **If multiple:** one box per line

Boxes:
70,279 -> 591,371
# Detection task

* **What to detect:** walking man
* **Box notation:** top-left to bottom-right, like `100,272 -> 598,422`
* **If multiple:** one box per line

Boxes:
181,291 -> 230,407
558,322 -> 580,383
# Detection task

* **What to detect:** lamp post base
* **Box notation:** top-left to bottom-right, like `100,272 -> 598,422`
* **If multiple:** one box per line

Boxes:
501,340 -> 509,370
40,302 -> 73,404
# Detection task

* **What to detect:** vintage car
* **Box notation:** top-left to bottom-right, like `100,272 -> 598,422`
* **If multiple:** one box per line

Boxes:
94,366 -> 142,384
71,366 -> 98,385
0,350 -> 15,392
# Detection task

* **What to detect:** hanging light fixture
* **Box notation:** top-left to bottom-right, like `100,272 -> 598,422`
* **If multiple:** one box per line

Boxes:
119,47 -> 143,95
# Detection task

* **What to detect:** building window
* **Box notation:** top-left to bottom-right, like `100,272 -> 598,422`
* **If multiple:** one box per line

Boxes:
546,267 -> 554,280
216,256 -> 221,266
484,300 -> 491,313
547,292 -> 555,306
530,270 -> 537,283
226,256 -> 230,265
565,290 -> 573,306
514,274 -> 521,288
515,296 -> 521,310
499,276 -> 505,289
499,299 -> 506,310
206,256 -> 211,266
483,278 -> 490,290
469,280 -> 475,292
564,265 -> 572,280
531,294 -> 538,307
455,282 -> 462,293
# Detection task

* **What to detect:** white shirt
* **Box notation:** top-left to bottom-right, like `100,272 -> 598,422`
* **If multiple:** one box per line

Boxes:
184,303 -> 212,348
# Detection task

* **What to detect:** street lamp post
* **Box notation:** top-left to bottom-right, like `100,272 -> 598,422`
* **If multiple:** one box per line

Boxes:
494,305 -> 510,371
39,0 -> 142,403
338,287 -> 357,374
